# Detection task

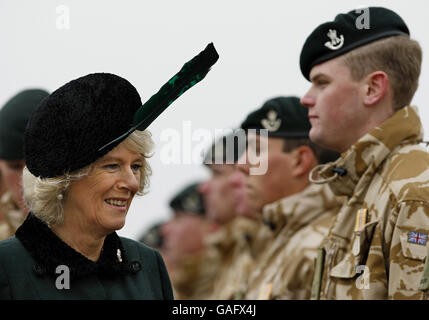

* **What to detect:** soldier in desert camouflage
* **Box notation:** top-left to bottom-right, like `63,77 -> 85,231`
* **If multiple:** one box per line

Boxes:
196,132 -> 263,300
160,182 -> 218,299
299,7 -> 429,299
229,96 -> 341,299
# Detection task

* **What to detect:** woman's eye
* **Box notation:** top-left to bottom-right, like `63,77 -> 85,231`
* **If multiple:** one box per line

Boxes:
132,164 -> 142,171
104,164 -> 118,170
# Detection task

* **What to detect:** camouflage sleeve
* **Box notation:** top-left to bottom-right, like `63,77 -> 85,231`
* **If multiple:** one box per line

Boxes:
389,200 -> 429,299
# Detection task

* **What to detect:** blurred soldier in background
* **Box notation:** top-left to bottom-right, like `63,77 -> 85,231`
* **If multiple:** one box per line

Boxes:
139,221 -> 165,251
198,131 -> 263,299
160,182 -> 219,299
230,96 -> 342,299
300,7 -> 429,299
0,89 -> 49,240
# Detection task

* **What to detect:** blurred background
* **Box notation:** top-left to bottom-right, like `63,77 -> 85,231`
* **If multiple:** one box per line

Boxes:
1,0 -> 428,240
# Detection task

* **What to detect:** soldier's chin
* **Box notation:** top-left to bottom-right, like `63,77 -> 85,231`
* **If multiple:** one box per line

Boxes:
309,128 -> 322,145
309,129 -> 329,151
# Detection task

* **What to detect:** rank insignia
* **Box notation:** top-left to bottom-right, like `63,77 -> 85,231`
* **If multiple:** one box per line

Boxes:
407,231 -> 428,246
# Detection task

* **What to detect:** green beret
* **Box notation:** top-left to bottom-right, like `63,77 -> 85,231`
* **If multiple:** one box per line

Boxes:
139,222 -> 164,248
300,7 -> 409,80
0,89 -> 49,160
240,96 -> 310,138
203,130 -> 246,165
169,182 -> 205,215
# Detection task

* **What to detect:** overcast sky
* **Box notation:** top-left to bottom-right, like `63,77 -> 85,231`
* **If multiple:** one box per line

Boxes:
1,0 -> 428,239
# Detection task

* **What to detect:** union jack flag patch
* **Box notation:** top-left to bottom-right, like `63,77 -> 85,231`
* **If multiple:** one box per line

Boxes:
407,231 -> 428,246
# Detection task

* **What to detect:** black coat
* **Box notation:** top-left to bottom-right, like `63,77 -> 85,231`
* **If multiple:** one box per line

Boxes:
0,214 -> 174,299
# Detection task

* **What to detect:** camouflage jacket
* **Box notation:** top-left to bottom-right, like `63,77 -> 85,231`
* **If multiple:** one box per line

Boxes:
169,250 -> 218,300
243,183 -> 342,299
310,106 -> 429,300
203,216 -> 264,300
0,191 -> 25,241
169,217 -> 263,300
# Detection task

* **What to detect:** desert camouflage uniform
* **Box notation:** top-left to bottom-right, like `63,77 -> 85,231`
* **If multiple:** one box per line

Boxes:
310,106 -> 429,300
203,216 -> 265,300
169,250 -> 219,300
0,191 -> 25,241
242,183 -> 342,299
168,217 -> 263,299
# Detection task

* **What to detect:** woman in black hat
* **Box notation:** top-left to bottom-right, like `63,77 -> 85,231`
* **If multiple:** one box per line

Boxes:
0,73 -> 174,299
0,43 -> 218,300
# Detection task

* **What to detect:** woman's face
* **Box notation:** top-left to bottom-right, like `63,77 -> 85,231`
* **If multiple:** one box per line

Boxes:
63,143 -> 144,236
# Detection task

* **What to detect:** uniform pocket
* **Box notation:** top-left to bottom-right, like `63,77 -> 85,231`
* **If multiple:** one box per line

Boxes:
329,221 -> 379,279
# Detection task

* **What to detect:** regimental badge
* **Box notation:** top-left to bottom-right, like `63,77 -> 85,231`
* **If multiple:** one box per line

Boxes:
324,29 -> 344,50
407,231 -> 428,246
182,193 -> 200,213
261,110 -> 281,132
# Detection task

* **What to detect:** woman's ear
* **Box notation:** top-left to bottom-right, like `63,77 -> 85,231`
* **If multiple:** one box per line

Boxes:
290,146 -> 316,178
363,71 -> 390,107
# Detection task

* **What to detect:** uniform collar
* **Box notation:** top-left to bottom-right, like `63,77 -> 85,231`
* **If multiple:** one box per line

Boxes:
262,183 -> 342,232
15,213 -> 140,280
309,106 -> 424,197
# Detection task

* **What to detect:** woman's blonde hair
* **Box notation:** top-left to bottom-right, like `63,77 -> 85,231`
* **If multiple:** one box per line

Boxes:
340,35 -> 422,110
23,130 -> 154,226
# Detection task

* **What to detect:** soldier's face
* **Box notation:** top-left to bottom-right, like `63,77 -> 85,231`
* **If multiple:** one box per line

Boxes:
161,213 -> 207,266
228,168 -> 259,219
301,57 -> 366,153
0,159 -> 27,213
236,135 -> 296,212
198,164 -> 237,224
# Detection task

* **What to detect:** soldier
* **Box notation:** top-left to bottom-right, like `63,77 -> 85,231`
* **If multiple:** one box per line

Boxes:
299,7 -> 429,299
160,182 -> 219,299
198,132 -> 263,299
0,89 -> 49,240
138,221 -> 165,250
231,96 -> 341,299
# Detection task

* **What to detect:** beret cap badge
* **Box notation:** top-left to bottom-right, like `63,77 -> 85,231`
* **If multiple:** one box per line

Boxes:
299,7 -> 410,80
261,110 -> 281,132
324,29 -> 344,50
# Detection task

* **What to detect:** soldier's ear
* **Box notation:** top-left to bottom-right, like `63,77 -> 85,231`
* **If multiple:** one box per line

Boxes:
290,146 -> 316,178
362,71 -> 390,107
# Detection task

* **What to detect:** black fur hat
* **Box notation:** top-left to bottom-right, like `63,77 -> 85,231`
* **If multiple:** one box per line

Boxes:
24,43 -> 219,178
24,73 -> 142,178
